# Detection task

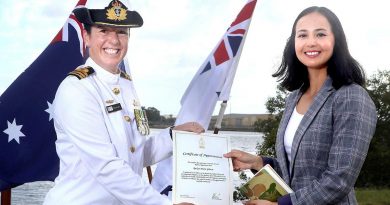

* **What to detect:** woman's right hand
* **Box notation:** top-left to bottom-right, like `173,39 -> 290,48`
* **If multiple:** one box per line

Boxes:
224,149 -> 263,172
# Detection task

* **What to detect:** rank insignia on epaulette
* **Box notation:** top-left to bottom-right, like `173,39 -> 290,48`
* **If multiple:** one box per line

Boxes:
120,71 -> 132,81
68,66 -> 95,79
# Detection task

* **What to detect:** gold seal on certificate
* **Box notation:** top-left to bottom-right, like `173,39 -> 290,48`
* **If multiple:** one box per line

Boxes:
172,131 -> 233,205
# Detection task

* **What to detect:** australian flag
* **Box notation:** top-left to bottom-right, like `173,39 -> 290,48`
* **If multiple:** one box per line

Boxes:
151,0 -> 257,198
0,0 -> 87,191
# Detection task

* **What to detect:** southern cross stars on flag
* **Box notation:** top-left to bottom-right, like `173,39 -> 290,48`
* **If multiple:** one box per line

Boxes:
0,0 -> 87,191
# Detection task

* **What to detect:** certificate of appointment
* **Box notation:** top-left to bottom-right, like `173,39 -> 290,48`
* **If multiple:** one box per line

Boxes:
172,131 -> 233,205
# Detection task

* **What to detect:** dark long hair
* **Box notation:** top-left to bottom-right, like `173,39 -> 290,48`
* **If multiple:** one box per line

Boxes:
273,6 -> 365,91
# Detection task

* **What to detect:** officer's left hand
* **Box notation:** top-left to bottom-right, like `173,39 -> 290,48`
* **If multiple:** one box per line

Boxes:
173,122 -> 205,134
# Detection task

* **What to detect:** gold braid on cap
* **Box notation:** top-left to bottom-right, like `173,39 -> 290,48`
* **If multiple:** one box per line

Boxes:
106,0 -> 127,21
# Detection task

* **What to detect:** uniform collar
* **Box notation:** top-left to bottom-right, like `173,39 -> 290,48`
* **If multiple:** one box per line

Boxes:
85,58 -> 120,84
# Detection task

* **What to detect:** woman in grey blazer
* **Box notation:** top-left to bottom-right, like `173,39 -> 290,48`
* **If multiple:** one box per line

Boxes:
225,6 -> 377,205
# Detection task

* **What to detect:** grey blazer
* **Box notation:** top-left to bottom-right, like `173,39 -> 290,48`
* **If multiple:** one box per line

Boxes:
272,77 -> 377,205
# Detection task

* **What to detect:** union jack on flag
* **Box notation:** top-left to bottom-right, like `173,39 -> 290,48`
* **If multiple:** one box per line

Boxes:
176,0 -> 257,129
210,0 -> 256,68
0,0 -> 87,191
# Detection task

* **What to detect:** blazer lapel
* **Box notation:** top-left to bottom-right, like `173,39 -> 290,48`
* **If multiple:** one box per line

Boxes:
289,77 -> 334,177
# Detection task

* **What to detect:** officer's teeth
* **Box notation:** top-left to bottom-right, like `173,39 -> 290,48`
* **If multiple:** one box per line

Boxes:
105,48 -> 118,54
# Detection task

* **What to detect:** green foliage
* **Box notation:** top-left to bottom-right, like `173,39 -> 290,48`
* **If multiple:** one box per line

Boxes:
254,85 -> 287,157
142,107 -> 176,127
239,171 -> 249,181
233,172 -> 251,202
143,106 -> 161,122
160,115 -> 176,125
233,187 -> 247,202
355,188 -> 390,205
356,70 -> 390,187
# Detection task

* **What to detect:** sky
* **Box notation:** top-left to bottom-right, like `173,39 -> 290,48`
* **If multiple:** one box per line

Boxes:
0,0 -> 389,115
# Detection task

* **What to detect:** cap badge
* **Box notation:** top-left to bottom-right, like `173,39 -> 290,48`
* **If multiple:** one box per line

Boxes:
106,0 -> 127,21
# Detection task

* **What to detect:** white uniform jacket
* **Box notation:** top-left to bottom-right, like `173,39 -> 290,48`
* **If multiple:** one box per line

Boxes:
44,58 -> 172,205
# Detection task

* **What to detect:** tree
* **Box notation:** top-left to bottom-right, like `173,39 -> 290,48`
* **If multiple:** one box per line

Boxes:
254,85 -> 287,157
143,106 -> 161,122
161,115 -> 176,125
356,70 -> 390,187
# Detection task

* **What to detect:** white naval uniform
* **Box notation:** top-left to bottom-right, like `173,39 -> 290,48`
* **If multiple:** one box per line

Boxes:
44,58 -> 172,205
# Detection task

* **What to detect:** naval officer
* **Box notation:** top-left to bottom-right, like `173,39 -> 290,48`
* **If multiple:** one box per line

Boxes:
43,1 -> 202,204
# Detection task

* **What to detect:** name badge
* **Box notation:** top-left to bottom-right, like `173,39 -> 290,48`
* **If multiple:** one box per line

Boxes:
106,103 -> 122,113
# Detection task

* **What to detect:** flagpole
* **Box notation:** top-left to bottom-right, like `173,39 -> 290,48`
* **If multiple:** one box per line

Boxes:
214,4 -> 254,135
1,189 -> 11,205
213,100 -> 228,134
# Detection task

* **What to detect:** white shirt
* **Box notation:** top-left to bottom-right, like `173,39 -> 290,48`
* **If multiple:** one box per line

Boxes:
284,106 -> 304,164
44,58 -> 172,205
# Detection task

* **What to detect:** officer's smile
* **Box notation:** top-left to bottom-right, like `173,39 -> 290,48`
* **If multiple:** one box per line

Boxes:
104,48 -> 120,55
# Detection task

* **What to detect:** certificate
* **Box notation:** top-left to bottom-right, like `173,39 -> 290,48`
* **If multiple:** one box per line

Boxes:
172,131 -> 233,205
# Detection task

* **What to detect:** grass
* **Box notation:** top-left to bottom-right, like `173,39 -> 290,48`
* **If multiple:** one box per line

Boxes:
356,188 -> 390,205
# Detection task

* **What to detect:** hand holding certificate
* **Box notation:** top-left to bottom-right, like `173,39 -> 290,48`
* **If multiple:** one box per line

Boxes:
172,131 -> 233,205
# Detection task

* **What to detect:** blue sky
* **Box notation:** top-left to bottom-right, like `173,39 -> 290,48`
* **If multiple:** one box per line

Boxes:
0,0 -> 389,115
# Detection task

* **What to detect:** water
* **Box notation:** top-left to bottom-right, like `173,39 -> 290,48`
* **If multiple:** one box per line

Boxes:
2,129 -> 263,205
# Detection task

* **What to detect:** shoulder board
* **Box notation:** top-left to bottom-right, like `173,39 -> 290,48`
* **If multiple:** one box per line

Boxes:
68,66 -> 95,80
120,71 -> 132,81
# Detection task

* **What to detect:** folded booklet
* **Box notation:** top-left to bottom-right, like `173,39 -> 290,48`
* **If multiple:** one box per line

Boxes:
239,164 -> 293,201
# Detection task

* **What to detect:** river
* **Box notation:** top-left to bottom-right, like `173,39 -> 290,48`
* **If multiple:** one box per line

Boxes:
2,129 -> 263,205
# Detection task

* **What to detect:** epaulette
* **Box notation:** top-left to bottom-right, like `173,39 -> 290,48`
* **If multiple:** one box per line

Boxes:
68,66 -> 95,80
120,71 -> 132,81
